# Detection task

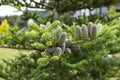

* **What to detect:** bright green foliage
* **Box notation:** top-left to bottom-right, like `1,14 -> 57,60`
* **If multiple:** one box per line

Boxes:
45,41 -> 52,47
6,26 -> 29,48
25,30 -> 39,38
51,56 -> 59,61
37,58 -> 49,67
0,19 -> 120,80
31,42 -> 46,50
46,20 -> 60,32
28,22 -> 44,34
41,32 -> 52,41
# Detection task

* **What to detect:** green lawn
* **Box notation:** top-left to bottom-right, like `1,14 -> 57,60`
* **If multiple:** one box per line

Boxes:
0,48 -> 34,64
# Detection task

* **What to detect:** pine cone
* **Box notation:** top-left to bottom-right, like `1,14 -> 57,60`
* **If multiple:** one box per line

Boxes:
65,48 -> 72,54
58,32 -> 67,45
91,25 -> 98,38
61,43 -> 66,53
81,25 -> 88,40
65,39 -> 71,47
87,22 -> 93,37
53,47 -> 62,56
75,25 -> 81,40
45,47 -> 56,54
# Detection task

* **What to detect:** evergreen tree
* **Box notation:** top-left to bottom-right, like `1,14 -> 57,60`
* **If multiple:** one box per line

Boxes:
0,19 -> 120,80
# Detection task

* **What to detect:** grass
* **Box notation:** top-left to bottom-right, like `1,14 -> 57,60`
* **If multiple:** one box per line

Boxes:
0,48 -> 34,64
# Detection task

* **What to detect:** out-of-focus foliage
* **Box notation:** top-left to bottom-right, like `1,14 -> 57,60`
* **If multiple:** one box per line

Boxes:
0,19 -> 9,35
0,19 -> 10,45
107,6 -> 120,20
1,0 -> 120,14
0,22 -> 29,49
1,0 -> 120,26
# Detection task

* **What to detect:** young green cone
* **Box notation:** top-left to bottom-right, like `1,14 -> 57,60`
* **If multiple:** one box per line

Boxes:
65,48 -> 72,54
91,25 -> 98,38
87,22 -> 93,37
45,47 -> 56,54
81,25 -> 88,40
61,43 -> 66,53
58,32 -> 67,45
53,47 -> 62,56
65,39 -> 71,47
75,25 -> 81,40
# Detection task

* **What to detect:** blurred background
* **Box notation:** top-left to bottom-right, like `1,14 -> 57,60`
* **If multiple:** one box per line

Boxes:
0,0 -> 120,27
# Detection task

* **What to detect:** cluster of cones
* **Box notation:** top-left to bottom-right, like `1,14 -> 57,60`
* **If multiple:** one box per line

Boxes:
75,22 -> 98,41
